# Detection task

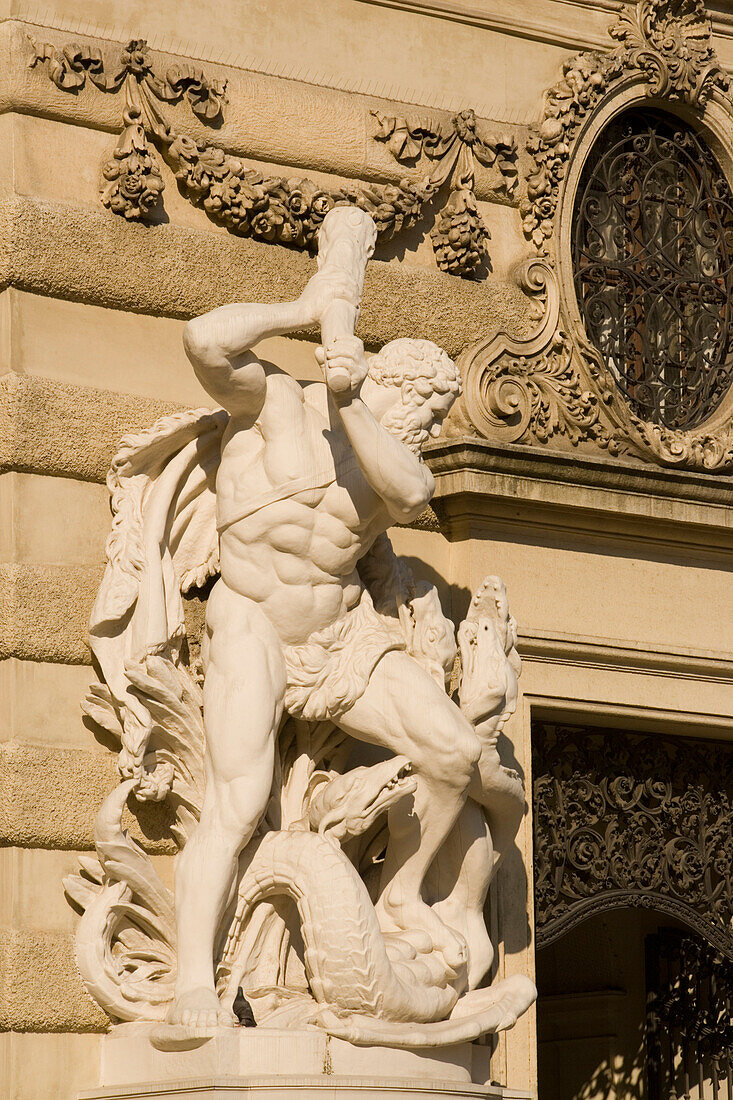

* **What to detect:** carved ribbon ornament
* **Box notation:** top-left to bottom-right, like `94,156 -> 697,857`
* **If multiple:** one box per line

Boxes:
27,36 -> 517,277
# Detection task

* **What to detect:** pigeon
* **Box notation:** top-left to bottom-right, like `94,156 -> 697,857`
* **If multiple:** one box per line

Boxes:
233,987 -> 257,1027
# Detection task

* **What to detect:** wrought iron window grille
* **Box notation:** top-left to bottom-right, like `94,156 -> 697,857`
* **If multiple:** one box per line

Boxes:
572,109 -> 733,431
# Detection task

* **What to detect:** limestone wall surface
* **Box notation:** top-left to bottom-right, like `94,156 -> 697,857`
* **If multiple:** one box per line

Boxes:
2,2 -> 733,1099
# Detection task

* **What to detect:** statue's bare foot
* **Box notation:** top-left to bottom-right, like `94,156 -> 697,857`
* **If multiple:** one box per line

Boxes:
377,891 -> 467,974
166,987 -> 236,1030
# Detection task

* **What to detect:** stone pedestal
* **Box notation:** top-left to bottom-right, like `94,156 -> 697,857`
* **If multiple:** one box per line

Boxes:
78,1026 -> 533,1100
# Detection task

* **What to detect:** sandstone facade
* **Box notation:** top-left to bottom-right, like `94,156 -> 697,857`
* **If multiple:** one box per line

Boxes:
2,2 -> 733,1098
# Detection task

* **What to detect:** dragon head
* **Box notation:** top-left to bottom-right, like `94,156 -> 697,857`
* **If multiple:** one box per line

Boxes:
458,575 -> 520,734
307,755 -> 416,845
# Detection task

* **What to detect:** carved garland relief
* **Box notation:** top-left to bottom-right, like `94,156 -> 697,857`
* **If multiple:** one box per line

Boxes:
27,36 -> 517,279
459,0 -> 733,472
27,6 -> 733,471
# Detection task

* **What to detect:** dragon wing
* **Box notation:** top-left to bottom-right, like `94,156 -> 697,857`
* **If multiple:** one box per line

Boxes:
86,406 -> 228,799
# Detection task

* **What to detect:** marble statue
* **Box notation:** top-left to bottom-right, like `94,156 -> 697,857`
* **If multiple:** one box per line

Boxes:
66,205 -> 536,1049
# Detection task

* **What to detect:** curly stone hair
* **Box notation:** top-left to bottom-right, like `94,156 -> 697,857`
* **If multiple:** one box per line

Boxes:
368,339 -> 461,454
367,338 -> 461,400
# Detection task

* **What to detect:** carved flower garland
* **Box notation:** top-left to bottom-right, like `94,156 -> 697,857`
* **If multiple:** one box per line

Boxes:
373,108 -> 518,275
165,133 -> 431,251
28,36 -> 516,277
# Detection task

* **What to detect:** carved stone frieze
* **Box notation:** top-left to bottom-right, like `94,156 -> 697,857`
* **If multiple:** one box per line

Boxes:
29,36 -> 227,116
457,0 -> 733,471
165,132 -> 431,250
373,109 -> 518,275
100,107 -> 165,221
533,722 -> 733,959
520,0 -> 729,251
27,34 -> 508,277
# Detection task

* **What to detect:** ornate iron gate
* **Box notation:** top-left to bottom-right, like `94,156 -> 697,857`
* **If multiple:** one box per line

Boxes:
646,929 -> 733,1100
533,723 -> 733,1098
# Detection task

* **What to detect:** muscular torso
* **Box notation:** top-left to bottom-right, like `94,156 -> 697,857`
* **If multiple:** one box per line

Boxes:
217,367 -> 389,645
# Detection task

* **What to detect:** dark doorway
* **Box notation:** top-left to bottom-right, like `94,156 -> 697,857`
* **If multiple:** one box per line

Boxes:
532,721 -> 733,1098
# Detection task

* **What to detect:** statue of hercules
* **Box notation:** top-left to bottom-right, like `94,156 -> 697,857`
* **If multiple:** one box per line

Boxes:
168,208 -> 522,1028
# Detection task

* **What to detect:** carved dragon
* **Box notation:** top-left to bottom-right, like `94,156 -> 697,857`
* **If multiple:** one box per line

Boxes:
66,572 -> 535,1046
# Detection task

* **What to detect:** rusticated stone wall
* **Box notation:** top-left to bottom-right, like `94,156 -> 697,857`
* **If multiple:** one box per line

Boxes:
3,3 -> 733,1099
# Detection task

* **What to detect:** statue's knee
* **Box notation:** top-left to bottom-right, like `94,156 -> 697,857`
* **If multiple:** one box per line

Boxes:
424,717 -> 480,789
438,729 -> 480,790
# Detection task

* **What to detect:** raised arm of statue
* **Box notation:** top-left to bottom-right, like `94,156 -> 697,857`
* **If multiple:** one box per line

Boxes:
182,300 -> 302,415
183,205 -> 378,416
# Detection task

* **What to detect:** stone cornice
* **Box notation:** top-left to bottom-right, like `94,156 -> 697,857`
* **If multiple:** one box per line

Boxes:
357,0 -> 625,52
425,437 -> 733,554
359,0 -> 733,58
519,629 -> 733,682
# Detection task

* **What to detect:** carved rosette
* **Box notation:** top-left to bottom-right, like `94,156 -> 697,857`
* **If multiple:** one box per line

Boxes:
458,0 -> 733,472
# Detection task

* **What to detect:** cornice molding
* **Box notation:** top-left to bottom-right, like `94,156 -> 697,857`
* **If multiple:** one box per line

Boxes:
519,630 -> 733,682
425,436 -> 733,555
358,0 -> 733,59
357,0 -> 625,52
3,5 -> 526,122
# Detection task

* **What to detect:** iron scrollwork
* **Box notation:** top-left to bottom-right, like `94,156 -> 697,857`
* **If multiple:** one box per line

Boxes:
533,723 -> 733,958
646,930 -> 733,1099
572,110 -> 733,432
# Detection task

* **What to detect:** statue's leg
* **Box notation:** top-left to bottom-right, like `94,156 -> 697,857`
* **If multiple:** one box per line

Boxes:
427,740 -> 525,989
468,738 -> 525,864
336,650 -> 480,966
428,799 -> 495,991
168,580 -> 286,1029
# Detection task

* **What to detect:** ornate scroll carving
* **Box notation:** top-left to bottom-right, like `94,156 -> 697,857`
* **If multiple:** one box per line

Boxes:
519,0 -> 729,251
458,258 -> 619,452
610,0 -> 728,106
27,34 -> 503,277
533,722 -> 733,959
457,0 -> 733,471
373,109 -> 518,275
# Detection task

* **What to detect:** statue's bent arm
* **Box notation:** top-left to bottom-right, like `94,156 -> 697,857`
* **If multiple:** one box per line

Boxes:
183,297 -> 317,415
357,532 -> 412,615
335,394 -> 434,523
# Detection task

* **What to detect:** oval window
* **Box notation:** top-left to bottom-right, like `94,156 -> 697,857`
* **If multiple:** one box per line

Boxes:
572,109 -> 733,431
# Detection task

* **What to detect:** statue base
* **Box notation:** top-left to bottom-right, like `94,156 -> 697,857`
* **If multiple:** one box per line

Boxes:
78,1025 -> 533,1100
